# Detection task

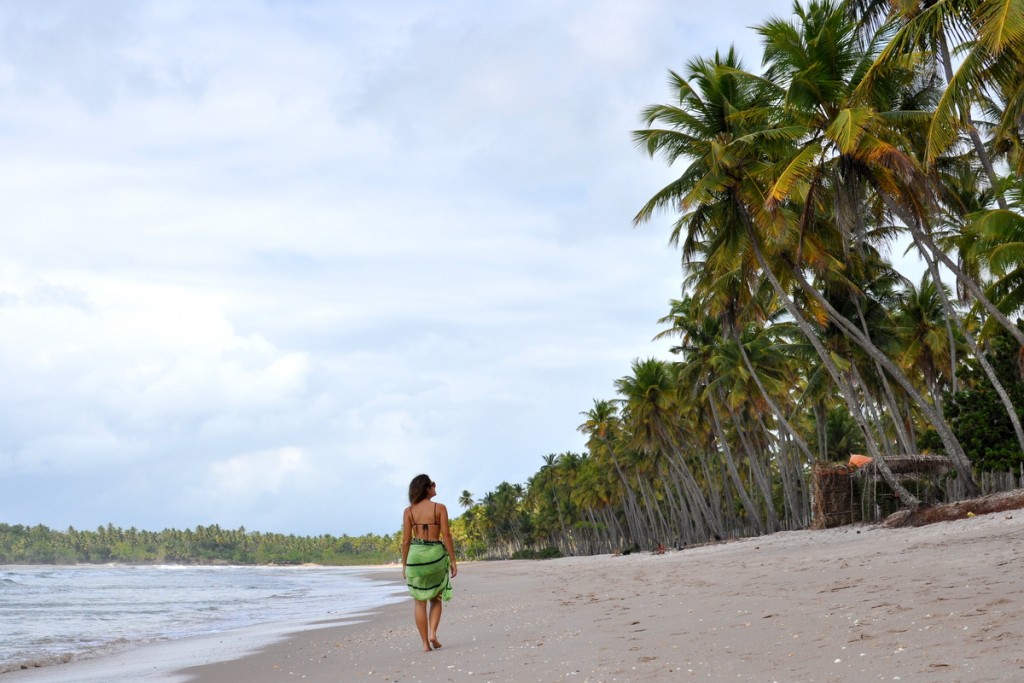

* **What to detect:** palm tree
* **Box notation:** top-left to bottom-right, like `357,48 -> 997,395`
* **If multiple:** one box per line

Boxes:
915,0 -> 1024,182
894,273 -> 962,406
973,208 -> 1024,326
578,400 -> 644,548
458,490 -> 474,509
632,9 -> 933,505
462,0 -> 1024,561
755,0 -> 985,492
570,455 -> 624,553
660,300 -> 767,533
865,0 -> 1010,203
616,358 -> 723,539
860,0 -> 1024,350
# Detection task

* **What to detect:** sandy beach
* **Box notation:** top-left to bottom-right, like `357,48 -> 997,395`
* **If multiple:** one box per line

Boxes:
6,510 -> 1022,683
178,510 -> 1023,683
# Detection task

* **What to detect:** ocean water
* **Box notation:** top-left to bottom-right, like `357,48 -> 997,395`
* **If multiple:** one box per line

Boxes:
0,564 -> 406,674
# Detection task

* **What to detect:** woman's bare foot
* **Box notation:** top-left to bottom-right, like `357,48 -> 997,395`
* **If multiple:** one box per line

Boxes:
422,641 -> 432,652
429,637 -> 442,649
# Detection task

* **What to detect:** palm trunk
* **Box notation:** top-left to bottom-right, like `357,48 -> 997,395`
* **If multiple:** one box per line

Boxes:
789,267 -> 979,493
653,420 -> 723,536
752,406 -> 806,525
666,466 -> 698,544
707,396 -> 765,533
732,325 -> 817,462
812,402 -> 827,460
890,199 -> 1024,350
742,216 -> 922,508
647,474 -> 667,545
849,363 -> 898,459
605,447 -> 642,547
728,403 -> 781,532
658,459 -> 689,543
851,296 -> 919,453
633,466 -> 659,549
784,434 -> 811,524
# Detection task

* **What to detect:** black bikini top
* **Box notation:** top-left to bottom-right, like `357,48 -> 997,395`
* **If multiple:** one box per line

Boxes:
410,503 -> 439,538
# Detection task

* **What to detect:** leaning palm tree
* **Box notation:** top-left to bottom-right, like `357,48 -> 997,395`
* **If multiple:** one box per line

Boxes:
754,0 -> 983,491
859,0 -> 1024,350
632,17 -> 933,505
862,0 -> 1010,202
659,298 -> 768,533
923,0 -> 1024,179
578,400 -> 645,547
615,358 -> 723,539
893,273 -> 962,406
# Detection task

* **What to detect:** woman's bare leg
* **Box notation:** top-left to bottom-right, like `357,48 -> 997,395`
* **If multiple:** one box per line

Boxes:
413,599 -> 431,651
428,596 -> 443,649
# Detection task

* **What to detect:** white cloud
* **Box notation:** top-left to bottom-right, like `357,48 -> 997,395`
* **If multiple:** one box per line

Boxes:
207,446 -> 310,496
0,0 -> 796,535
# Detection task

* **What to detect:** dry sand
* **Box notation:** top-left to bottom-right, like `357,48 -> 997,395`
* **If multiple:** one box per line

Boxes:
174,511 -> 1024,682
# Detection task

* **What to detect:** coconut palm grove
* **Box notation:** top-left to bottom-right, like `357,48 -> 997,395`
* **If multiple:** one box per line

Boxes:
452,0 -> 1024,560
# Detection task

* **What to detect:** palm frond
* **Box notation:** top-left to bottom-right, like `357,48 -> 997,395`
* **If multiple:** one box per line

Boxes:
767,143 -> 822,207
974,0 -> 1024,56
826,107 -> 879,153
926,47 -> 990,163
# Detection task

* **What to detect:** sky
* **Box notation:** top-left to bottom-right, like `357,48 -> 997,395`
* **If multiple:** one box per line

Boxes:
0,0 -> 798,536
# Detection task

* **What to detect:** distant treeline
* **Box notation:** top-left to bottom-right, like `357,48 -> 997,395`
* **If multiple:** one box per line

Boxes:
0,522 -> 401,566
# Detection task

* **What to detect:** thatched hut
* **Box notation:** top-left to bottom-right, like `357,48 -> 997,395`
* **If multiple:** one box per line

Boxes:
854,454 -> 952,519
811,455 -> 953,528
810,463 -> 855,529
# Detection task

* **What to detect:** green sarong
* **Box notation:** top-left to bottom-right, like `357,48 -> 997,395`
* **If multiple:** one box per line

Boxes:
406,539 -> 452,602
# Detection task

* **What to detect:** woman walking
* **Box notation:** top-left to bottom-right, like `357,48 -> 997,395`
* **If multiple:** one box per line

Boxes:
401,474 -> 457,652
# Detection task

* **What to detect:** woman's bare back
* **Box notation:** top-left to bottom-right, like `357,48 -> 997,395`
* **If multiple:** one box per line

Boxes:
408,501 -> 442,541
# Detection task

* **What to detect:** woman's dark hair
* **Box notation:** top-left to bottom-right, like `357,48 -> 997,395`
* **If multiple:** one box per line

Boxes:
409,474 -> 433,504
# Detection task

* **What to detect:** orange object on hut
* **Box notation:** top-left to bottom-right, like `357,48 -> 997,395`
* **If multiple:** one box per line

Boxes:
848,453 -> 873,468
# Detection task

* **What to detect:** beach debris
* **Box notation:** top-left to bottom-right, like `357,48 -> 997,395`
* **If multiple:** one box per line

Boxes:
848,454 -> 873,468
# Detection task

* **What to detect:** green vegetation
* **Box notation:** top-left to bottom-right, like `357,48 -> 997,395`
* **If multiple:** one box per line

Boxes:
921,326 -> 1024,471
0,523 -> 400,565
458,0 -> 1024,560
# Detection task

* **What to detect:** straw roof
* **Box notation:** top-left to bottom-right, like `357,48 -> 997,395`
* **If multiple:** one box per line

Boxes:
856,454 -> 951,482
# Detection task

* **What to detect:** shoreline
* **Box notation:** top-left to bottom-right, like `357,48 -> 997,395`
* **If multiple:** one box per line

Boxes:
1,607 -> 403,683
1,608 -> 401,683
6,512 -> 1024,681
